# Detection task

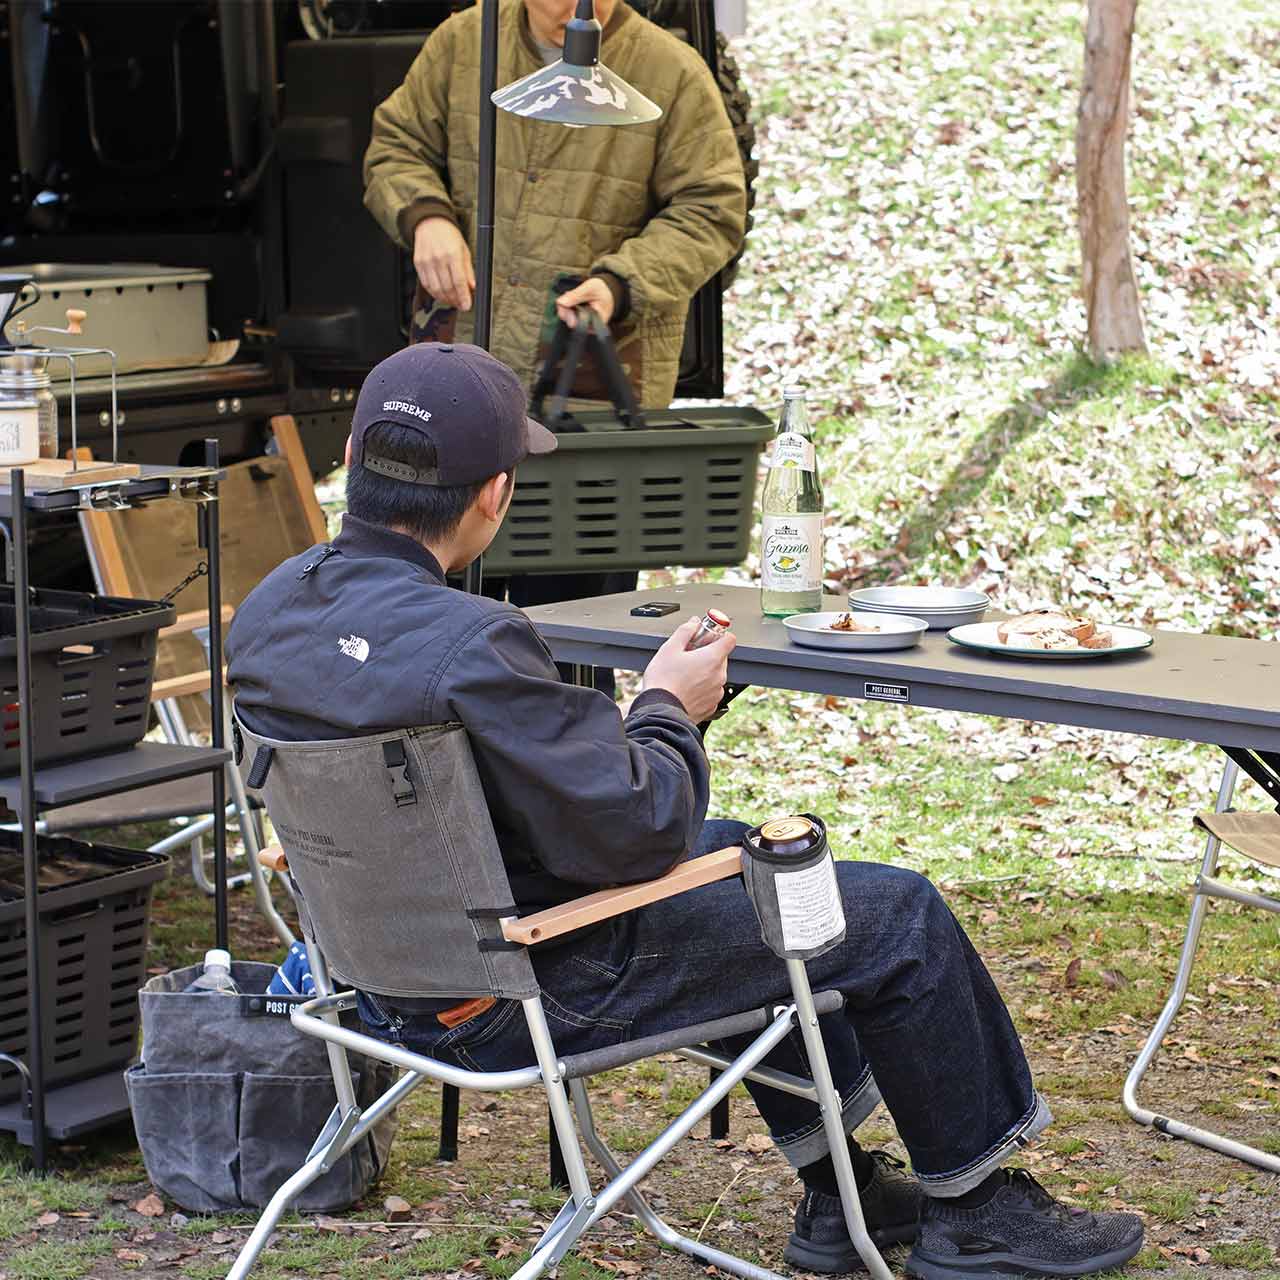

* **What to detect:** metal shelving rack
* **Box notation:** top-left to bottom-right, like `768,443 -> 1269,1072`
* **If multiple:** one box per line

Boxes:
0,450 -> 230,1172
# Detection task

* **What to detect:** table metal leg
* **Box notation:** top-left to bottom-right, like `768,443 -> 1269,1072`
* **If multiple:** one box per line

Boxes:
548,1106 -> 570,1191
709,1070 -> 730,1138
1122,755 -> 1280,1173
438,1083 -> 459,1162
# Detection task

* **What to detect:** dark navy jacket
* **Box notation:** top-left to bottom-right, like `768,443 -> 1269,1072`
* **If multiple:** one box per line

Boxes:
225,515 -> 710,914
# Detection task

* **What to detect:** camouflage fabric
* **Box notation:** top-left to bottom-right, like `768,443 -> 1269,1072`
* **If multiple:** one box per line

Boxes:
363,0 -> 746,407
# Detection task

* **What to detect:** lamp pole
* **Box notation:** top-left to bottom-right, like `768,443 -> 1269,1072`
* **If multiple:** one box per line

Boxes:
464,0 -> 501,596
474,0 -> 499,353
462,0 -> 658,597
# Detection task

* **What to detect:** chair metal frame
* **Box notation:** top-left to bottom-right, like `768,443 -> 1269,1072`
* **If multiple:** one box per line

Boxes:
1123,755 -> 1280,1174
227,845 -> 895,1280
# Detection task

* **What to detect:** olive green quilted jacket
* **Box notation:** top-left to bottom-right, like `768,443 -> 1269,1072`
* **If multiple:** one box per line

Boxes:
363,0 -> 746,407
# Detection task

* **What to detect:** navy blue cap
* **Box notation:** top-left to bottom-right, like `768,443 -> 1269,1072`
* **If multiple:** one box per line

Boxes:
351,342 -> 557,486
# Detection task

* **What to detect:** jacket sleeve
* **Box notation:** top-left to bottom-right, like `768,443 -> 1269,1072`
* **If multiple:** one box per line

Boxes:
434,613 -> 710,888
589,53 -> 746,316
363,21 -> 458,248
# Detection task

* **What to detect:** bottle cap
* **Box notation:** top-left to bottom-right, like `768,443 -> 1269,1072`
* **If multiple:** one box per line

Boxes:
204,948 -> 232,970
782,384 -> 805,400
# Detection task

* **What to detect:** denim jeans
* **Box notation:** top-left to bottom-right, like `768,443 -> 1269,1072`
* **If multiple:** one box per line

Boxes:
357,819 -> 1049,1196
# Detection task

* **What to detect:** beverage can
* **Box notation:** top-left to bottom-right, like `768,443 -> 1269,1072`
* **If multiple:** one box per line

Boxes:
754,815 -> 823,859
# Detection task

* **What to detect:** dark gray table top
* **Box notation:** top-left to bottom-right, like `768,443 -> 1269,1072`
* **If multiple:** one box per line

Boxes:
523,584 -> 1280,751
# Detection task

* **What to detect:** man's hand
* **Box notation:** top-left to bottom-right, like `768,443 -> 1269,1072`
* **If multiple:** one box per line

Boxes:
556,277 -> 615,329
640,617 -> 736,724
413,216 -> 475,310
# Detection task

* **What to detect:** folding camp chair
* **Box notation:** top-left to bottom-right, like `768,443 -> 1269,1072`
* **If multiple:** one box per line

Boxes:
226,716 -> 893,1280
1123,754 -> 1280,1173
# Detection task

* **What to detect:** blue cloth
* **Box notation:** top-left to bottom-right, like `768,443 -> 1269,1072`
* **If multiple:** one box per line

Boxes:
267,940 -> 316,997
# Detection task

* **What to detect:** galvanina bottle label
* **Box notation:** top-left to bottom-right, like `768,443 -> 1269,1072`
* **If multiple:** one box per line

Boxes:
761,513 -> 823,592
770,432 -> 816,472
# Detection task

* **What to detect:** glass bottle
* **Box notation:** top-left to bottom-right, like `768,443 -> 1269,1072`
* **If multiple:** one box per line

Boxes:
760,386 -> 824,616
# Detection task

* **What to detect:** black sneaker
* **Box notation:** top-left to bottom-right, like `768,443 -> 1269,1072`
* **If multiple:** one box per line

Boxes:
784,1152 -> 922,1273
905,1169 -> 1144,1279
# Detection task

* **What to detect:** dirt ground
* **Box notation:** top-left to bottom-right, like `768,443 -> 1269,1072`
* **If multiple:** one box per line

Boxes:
2,856 -> 1276,1280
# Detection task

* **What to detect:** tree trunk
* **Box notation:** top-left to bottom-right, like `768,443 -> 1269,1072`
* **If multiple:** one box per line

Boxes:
1076,0 -> 1147,361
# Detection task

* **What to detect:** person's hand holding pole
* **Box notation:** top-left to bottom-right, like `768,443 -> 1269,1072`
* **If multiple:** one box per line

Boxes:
413,216 -> 476,310
641,617 -> 736,724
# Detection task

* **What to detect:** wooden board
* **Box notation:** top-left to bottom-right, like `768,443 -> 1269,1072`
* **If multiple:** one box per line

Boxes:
270,414 -> 329,545
14,458 -> 141,489
502,846 -> 744,946
78,453 -> 324,731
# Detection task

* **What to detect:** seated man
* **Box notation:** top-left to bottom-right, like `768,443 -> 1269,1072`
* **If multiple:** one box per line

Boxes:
226,342 -> 1144,1280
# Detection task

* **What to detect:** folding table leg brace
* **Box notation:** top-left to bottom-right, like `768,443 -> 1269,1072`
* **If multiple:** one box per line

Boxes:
1123,752 -> 1280,1173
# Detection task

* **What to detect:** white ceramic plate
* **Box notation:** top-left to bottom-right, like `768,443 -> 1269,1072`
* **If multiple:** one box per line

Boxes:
947,621 -> 1153,659
784,611 -> 928,652
849,586 -> 990,629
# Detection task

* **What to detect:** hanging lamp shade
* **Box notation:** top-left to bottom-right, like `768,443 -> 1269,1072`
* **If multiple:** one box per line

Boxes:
491,0 -> 662,126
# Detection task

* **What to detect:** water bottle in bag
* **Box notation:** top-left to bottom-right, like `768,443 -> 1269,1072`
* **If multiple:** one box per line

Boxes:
184,948 -> 240,995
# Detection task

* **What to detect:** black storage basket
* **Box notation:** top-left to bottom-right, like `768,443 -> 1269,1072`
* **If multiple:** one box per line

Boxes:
0,834 -> 170,1101
0,587 -> 176,774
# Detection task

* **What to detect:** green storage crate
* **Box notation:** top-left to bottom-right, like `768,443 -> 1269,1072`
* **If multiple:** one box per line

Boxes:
486,406 -> 772,575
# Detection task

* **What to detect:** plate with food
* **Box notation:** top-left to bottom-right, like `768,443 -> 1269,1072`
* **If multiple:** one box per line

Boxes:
947,610 -> 1153,659
783,611 -> 929,652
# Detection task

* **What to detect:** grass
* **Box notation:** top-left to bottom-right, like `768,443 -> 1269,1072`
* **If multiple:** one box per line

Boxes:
1,1239 -> 113,1279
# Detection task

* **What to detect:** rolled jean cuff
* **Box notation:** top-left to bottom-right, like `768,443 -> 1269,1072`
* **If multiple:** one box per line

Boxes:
773,1066 -> 882,1170
916,1091 -> 1053,1198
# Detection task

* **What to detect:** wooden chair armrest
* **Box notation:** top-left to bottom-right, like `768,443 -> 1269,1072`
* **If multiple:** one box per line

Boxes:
160,604 -> 235,639
501,846 -> 743,947
150,671 -> 227,702
257,844 -> 289,873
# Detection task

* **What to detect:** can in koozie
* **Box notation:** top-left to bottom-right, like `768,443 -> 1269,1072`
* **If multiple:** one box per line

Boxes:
741,813 -> 846,960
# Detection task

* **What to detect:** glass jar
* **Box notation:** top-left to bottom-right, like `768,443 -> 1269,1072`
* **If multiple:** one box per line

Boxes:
0,350 -> 58,458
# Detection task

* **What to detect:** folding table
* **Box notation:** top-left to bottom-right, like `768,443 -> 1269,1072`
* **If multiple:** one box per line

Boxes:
523,582 -> 1280,1172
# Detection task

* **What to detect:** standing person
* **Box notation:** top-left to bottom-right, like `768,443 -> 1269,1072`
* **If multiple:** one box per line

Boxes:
363,0 -> 747,688
228,343 -> 1145,1280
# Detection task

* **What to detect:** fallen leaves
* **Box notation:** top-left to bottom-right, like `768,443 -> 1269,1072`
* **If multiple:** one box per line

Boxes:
132,1194 -> 165,1218
382,1195 -> 412,1222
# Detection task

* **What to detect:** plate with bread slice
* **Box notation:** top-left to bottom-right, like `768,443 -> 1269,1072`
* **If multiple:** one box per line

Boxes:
947,609 -> 1152,659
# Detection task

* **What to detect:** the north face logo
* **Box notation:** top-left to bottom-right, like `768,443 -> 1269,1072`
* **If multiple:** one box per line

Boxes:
338,634 -> 370,663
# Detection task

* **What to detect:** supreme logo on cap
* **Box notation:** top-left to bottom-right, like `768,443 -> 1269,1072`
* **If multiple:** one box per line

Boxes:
382,399 -> 433,423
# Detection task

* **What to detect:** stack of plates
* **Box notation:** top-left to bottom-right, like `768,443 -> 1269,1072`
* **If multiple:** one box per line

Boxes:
849,587 -> 990,629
